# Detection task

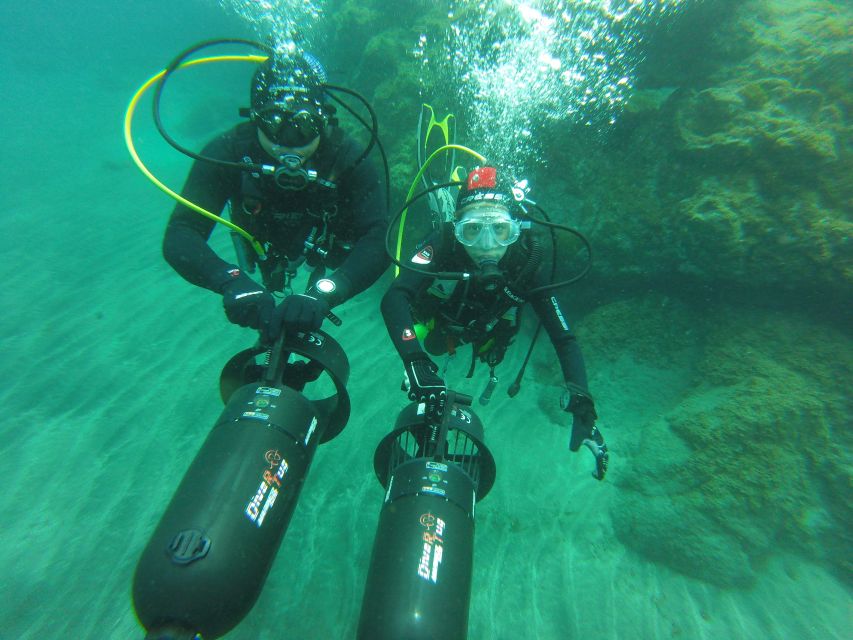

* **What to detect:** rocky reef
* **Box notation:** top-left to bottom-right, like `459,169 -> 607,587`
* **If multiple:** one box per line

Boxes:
619,300 -> 848,587
544,0 -> 851,304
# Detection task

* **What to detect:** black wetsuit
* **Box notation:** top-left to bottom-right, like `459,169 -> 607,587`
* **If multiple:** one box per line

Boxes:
163,122 -> 388,303
381,228 -> 590,390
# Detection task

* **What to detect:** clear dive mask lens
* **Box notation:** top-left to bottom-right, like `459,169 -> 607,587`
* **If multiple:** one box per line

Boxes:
453,212 -> 521,248
254,106 -> 324,147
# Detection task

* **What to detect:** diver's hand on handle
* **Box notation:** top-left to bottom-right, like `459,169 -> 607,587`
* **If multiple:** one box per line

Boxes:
221,269 -> 275,330
402,354 -> 448,421
266,293 -> 329,343
561,383 -> 609,481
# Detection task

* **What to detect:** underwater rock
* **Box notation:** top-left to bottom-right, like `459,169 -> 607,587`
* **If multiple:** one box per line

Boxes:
624,87 -> 678,115
674,79 -> 842,175
580,297 -> 853,588
613,490 -> 759,587
662,1 -> 852,300
542,0 -> 852,305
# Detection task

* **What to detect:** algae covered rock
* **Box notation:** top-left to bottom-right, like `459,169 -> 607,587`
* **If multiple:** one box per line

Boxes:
607,303 -> 852,587
541,0 -> 852,304
665,1 -> 852,298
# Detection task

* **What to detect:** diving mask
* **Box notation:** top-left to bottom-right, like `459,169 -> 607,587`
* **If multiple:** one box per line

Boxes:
453,208 -> 521,249
253,105 -> 325,147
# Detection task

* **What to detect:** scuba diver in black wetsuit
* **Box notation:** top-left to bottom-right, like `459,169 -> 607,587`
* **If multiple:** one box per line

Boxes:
162,51 -> 389,340
382,165 -> 609,480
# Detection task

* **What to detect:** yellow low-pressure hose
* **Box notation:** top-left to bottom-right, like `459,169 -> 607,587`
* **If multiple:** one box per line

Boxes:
123,54 -> 267,257
394,143 -> 487,275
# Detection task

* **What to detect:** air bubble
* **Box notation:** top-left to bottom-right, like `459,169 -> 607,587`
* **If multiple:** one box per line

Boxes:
415,0 -> 692,167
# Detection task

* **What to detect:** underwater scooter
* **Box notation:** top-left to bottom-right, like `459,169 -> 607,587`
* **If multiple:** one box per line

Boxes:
132,329 -> 350,640
357,391 -> 496,640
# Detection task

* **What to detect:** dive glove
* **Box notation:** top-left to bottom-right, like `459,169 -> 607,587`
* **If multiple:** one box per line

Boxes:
561,383 -> 609,481
221,269 -> 275,331
267,293 -> 330,340
403,356 -> 447,421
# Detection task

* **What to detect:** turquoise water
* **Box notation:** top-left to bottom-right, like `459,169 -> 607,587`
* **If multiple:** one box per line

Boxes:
1,1 -> 850,638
